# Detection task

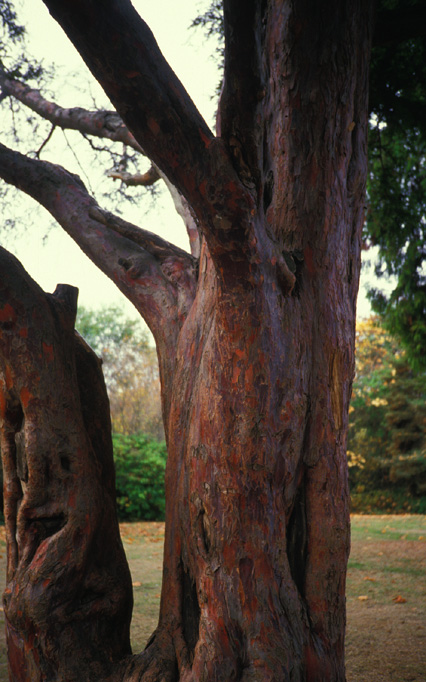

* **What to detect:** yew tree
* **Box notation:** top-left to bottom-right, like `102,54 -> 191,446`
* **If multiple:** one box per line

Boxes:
0,1 -> 424,681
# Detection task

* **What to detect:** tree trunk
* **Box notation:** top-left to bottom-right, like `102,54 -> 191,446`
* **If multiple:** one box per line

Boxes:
1,0 -> 374,680
0,248 -> 133,681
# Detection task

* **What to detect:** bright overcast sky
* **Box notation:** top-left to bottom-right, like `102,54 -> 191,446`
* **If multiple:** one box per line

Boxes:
4,0 -> 376,319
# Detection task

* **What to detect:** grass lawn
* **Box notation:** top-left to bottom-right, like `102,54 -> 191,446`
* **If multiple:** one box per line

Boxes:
1,515 -> 425,681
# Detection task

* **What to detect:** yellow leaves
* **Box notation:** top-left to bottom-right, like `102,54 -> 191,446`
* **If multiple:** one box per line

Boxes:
347,450 -> 366,468
371,397 -> 388,407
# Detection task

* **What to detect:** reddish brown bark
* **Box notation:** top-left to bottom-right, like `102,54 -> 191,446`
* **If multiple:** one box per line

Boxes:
0,69 -> 143,153
1,0 -> 377,680
0,248 -> 133,680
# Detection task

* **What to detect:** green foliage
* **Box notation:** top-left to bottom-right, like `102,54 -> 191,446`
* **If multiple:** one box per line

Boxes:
76,304 -> 150,359
367,10 -> 426,369
112,433 -> 167,521
348,317 -> 426,504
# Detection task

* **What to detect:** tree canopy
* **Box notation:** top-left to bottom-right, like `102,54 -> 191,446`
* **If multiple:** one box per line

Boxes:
348,317 -> 426,502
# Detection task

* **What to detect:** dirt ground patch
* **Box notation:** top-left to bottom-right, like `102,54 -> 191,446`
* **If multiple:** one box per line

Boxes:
1,515 -> 425,680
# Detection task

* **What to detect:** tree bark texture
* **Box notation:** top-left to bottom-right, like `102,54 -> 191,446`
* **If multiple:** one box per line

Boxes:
0,248 -> 133,681
1,0 -> 375,680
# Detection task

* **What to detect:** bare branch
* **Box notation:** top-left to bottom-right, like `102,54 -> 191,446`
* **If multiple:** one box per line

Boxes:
0,68 -> 208,263
0,70 -> 142,152
34,123 -> 56,157
107,165 -> 160,186
41,0 -> 214,194
40,0 -> 259,274
0,142 -> 196,354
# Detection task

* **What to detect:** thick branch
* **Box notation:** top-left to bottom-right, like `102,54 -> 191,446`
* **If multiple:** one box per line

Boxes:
40,0 -> 259,272
158,171 -> 201,259
0,71 -> 204,259
218,0 -> 265,192
373,3 -> 426,46
0,70 -> 143,152
41,0 -> 213,199
0,142 -> 196,355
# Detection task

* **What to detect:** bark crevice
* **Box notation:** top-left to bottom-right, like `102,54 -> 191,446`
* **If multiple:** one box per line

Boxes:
286,483 -> 308,598
181,565 -> 201,659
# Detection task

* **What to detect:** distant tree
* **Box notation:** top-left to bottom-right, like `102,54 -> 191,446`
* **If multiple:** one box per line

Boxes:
366,19 -> 426,368
348,317 -> 426,495
76,305 -> 163,439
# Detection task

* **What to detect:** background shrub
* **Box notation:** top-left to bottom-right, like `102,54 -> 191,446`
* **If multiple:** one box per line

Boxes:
112,433 -> 167,520
350,486 -> 426,514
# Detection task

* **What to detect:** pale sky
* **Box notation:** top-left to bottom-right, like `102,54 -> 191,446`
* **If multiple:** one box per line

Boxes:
3,0 -> 376,320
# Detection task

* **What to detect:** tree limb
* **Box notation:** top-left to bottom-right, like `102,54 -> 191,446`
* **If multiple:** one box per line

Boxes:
107,165 -> 202,258
218,0 -> 265,192
0,142 -> 196,355
0,70 -> 203,257
0,69 -> 143,152
40,0 -> 259,273
373,3 -> 426,46
107,166 -> 160,186
40,0 -> 214,196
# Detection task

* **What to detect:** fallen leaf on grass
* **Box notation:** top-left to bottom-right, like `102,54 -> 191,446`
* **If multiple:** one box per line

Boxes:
132,581 -> 142,587
154,594 -> 161,598
392,595 -> 407,604
358,596 -> 369,601
363,577 -> 376,582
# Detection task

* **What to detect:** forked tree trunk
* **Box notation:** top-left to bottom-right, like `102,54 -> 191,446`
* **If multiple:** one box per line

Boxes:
1,0 -> 374,680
